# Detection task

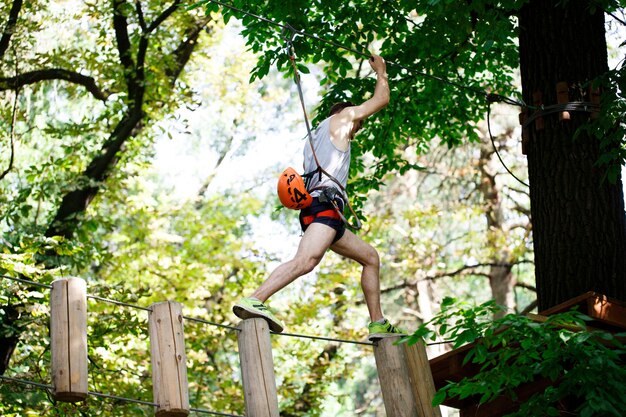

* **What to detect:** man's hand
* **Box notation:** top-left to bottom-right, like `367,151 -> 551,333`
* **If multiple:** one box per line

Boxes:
369,54 -> 387,76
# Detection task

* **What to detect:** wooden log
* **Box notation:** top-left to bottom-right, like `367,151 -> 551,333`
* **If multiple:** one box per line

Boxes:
50,277 -> 88,402
149,301 -> 189,417
374,336 -> 442,417
237,318 -> 279,417
405,341 -> 443,417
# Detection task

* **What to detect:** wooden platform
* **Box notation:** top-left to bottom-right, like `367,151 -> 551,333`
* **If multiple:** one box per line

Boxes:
428,292 -> 626,416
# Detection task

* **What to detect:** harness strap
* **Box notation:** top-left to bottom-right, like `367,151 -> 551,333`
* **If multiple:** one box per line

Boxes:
301,209 -> 341,226
285,33 -> 362,230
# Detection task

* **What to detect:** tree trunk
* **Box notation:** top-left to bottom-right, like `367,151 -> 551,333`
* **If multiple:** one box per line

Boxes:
519,0 -> 626,310
0,4 -> 209,375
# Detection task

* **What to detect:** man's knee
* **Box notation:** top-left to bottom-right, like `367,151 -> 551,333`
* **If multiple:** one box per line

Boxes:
363,246 -> 380,268
294,255 -> 322,274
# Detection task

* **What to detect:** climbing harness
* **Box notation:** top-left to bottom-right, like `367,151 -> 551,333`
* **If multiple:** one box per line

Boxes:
279,26 -> 362,230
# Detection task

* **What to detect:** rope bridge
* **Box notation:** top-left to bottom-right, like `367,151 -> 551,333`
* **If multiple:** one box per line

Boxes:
1,274 -> 444,417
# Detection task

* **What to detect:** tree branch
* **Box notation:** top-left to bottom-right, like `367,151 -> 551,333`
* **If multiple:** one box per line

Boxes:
606,9 -> 626,26
165,16 -> 211,82
426,261 -> 532,280
0,0 -> 23,59
519,299 -> 538,315
45,13 -> 209,238
134,0 -> 147,32
146,0 -> 182,33
45,111 -> 144,238
378,260 -> 535,295
0,87 -> 19,180
112,0 -> 136,89
0,68 -> 108,100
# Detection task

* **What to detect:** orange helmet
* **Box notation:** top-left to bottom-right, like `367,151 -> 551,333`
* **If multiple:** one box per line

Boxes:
277,167 -> 312,210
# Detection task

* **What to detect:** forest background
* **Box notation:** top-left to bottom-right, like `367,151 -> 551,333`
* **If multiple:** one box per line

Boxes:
0,1 -> 624,416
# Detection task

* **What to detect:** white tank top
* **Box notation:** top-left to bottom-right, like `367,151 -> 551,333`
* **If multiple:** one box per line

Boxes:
302,117 -> 351,197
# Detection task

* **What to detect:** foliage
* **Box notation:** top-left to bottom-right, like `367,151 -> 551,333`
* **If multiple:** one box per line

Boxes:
1,0 -> 624,415
1,1 -> 379,415
579,64 -> 626,184
406,298 -> 626,416
197,0 -> 525,199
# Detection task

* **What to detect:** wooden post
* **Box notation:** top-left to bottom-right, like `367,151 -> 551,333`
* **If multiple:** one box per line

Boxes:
405,341 -> 443,417
149,301 -> 189,417
237,318 -> 279,417
50,277 -> 88,402
374,337 -> 442,417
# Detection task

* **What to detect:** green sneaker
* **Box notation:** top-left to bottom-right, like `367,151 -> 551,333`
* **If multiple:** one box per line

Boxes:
367,319 -> 406,341
233,297 -> 284,333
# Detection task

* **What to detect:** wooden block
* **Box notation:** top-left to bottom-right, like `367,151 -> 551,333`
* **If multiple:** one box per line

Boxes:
556,81 -> 570,121
51,277 -> 88,402
404,341 -> 443,417
237,318 -> 279,417
374,336 -> 443,417
149,301 -> 189,417
519,108 -> 529,155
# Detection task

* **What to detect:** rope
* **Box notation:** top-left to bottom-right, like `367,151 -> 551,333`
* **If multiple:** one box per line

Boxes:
86,294 -> 153,312
486,101 -> 529,188
0,275 -> 52,289
273,330 -> 452,347
0,375 -> 245,416
487,100 -> 599,189
0,375 -> 158,407
284,33 -> 363,230
0,274 -> 238,332
183,315 -> 241,332
274,330 -> 374,346
2,274 -> 452,347
521,102 -> 599,129
190,407 -> 244,417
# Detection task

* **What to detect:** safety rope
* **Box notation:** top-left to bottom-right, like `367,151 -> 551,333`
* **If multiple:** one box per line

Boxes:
283,28 -> 362,230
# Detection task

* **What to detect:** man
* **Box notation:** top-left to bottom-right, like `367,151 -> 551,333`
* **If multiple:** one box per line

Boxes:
233,54 -> 404,341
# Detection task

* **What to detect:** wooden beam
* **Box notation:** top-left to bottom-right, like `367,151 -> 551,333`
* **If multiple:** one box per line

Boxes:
149,301 -> 189,417
237,318 -> 279,417
405,340 -> 443,417
374,336 -> 442,417
50,277 -> 88,402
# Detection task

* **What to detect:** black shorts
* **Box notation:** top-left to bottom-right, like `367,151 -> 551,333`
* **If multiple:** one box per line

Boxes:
299,196 -> 346,244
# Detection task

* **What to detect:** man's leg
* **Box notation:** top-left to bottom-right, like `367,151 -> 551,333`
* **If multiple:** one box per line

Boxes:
251,223 -> 337,302
330,230 -> 384,322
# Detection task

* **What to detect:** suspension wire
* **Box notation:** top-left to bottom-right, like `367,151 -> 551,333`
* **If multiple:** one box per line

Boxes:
189,407 -> 244,417
2,274 -> 455,347
0,375 -> 158,407
0,375 -> 246,416
0,274 -> 52,289
274,330 -> 374,346
274,330 -> 452,347
0,274 -> 239,331
521,102 -> 599,129
183,315 -> 241,332
198,0 -> 526,108
86,294 -> 153,312
486,101 -> 529,188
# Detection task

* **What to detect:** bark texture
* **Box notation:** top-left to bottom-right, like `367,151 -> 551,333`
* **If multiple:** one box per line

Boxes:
519,0 -> 626,310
